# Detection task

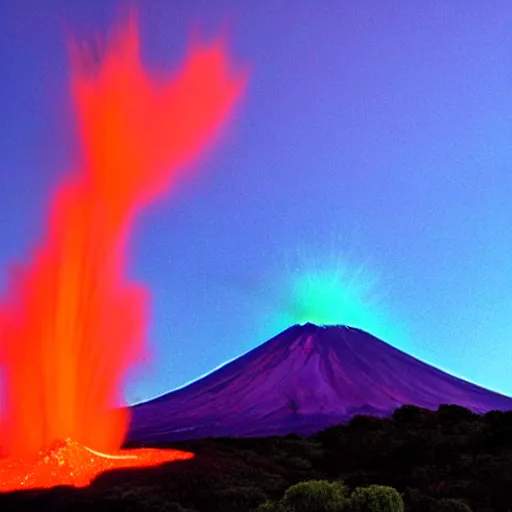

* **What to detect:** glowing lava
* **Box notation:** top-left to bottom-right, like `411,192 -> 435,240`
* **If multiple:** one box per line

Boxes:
0,438 -> 194,492
0,13 -> 246,489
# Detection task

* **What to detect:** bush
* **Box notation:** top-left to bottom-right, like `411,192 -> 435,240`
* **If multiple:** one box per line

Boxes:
349,485 -> 404,512
256,500 -> 290,512
281,480 -> 348,512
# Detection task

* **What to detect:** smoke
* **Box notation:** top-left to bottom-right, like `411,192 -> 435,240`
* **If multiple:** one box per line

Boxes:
0,12 -> 246,457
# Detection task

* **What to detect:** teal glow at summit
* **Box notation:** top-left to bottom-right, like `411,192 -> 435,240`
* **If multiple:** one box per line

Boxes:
267,257 -> 409,350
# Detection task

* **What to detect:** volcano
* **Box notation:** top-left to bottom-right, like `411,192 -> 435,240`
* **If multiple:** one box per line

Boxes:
128,323 -> 512,442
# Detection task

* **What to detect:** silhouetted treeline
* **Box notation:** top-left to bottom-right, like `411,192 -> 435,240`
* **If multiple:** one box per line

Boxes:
1,404 -> 512,511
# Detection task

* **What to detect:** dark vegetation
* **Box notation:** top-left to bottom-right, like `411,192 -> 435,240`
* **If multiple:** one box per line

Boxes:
1,404 -> 512,511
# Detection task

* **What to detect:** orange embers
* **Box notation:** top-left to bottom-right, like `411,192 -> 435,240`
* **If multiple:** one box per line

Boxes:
0,12 -> 245,486
0,438 -> 194,492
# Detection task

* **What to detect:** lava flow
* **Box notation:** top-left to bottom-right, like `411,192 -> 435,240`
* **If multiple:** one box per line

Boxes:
0,13 -> 246,491
0,438 -> 194,492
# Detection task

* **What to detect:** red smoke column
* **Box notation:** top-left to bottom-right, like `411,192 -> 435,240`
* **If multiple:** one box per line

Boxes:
0,15 -> 246,457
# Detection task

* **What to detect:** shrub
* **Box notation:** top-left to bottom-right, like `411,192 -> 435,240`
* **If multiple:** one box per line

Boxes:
256,500 -> 290,512
281,479 -> 348,512
349,485 -> 404,512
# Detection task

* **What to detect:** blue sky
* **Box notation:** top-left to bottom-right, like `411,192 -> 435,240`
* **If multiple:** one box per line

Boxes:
1,0 -> 511,404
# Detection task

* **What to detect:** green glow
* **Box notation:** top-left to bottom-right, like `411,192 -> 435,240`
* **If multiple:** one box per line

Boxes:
290,265 -> 378,326
263,254 -> 409,349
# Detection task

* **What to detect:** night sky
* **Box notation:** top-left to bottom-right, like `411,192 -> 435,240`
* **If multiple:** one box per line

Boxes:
1,0 -> 511,404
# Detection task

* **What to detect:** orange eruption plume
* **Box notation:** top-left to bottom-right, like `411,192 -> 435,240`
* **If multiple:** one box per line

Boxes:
0,14 -> 246,490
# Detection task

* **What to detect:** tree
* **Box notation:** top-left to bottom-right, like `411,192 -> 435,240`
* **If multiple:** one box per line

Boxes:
437,405 -> 479,425
281,480 -> 348,512
392,405 -> 437,428
349,485 -> 404,512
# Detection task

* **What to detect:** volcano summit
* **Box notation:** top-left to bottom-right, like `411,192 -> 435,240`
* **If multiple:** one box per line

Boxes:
128,323 -> 512,442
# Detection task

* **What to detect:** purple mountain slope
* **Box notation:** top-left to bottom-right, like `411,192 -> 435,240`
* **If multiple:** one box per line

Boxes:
128,323 -> 512,442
